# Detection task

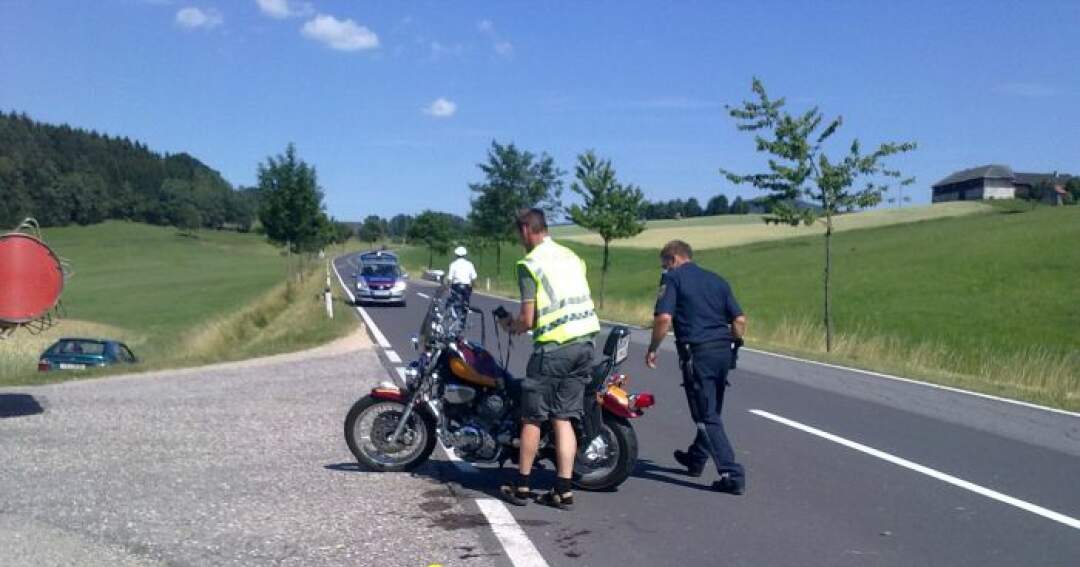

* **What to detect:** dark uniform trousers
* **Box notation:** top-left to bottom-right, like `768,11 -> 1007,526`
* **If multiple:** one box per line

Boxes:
677,341 -> 744,480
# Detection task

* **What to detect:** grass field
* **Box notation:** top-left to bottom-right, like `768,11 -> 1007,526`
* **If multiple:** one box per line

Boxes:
400,205 -> 1079,410
555,201 -> 991,250
0,222 -> 358,385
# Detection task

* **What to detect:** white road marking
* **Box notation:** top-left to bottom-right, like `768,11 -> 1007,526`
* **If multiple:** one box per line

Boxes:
329,260 -> 392,349
394,367 -> 407,387
334,257 -> 549,566
743,348 -> 1080,418
750,409 -> 1080,531
416,292 -> 431,299
385,350 -> 401,363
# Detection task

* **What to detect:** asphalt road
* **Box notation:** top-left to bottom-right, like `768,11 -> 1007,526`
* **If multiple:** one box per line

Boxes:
335,252 -> 1080,567
0,336 -> 510,567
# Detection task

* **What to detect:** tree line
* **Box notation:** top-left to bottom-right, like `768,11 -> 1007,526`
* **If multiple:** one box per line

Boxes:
0,111 -> 258,230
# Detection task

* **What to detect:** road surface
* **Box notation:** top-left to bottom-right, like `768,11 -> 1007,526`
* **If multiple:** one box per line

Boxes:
335,252 -> 1080,567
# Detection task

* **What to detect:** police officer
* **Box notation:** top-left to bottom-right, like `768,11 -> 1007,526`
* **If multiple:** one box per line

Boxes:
645,239 -> 748,494
447,246 -> 477,304
498,208 -> 600,510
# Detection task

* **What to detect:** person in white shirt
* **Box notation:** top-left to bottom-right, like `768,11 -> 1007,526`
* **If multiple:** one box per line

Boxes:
447,246 -> 478,304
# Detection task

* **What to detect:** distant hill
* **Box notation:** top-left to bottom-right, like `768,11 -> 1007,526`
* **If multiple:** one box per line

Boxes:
0,111 -> 257,230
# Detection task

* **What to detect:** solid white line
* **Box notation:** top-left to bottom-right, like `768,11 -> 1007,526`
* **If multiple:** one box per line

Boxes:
743,348 -> 1080,418
440,447 -> 550,567
385,350 -> 402,363
334,259 -> 549,566
475,500 -> 550,567
329,259 -> 392,349
749,409 -> 1080,531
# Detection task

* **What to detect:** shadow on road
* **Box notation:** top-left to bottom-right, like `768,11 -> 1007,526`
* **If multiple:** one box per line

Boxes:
631,459 -> 715,491
0,393 -> 44,418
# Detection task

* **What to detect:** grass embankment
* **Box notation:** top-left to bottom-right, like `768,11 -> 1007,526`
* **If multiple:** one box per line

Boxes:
0,222 -> 359,385
401,206 -> 1079,410
554,202 -> 991,250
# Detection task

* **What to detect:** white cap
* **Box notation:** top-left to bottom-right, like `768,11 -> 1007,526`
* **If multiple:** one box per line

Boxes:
454,246 -> 467,257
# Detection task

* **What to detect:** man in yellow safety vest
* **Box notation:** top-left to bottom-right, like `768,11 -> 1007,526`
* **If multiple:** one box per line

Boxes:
498,208 -> 600,510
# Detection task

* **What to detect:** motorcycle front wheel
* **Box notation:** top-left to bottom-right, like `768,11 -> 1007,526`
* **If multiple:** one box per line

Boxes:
573,414 -> 638,491
344,395 -> 436,472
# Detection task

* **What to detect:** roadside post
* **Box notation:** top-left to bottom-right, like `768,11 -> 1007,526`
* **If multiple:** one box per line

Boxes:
325,260 -> 334,319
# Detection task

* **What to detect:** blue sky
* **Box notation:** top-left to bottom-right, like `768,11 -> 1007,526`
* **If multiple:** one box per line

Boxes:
2,0 -> 1078,220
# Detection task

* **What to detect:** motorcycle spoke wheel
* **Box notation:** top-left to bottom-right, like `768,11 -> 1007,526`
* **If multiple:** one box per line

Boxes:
354,402 -> 429,468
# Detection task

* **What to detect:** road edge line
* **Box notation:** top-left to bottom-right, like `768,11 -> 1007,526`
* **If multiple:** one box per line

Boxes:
750,409 -> 1080,531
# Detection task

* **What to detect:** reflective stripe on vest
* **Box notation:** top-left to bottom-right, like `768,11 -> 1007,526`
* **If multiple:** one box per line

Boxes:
518,239 -> 600,344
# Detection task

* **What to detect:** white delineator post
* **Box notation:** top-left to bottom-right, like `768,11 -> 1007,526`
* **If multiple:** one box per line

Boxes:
325,261 -> 334,319
486,277 -> 491,291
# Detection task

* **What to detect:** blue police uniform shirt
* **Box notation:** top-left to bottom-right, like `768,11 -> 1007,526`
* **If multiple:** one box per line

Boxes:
654,262 -> 743,345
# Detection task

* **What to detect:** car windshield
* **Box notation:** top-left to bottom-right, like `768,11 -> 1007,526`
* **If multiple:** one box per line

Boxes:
362,264 -> 399,278
54,340 -> 106,355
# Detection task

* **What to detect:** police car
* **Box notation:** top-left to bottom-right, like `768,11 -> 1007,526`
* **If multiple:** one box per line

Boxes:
354,250 -> 408,306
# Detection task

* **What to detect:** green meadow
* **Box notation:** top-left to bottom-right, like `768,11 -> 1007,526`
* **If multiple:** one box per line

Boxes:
401,205 -> 1080,410
1,221 -> 358,385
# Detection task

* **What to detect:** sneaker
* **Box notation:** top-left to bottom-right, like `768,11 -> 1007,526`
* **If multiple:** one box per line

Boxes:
673,450 -> 704,477
712,475 -> 745,495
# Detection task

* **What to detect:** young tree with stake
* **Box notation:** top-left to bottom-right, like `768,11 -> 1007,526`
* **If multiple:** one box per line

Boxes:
721,78 -> 915,352
567,151 -> 646,309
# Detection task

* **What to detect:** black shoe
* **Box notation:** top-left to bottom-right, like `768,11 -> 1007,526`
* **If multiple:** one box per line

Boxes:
673,450 -> 704,477
499,484 -> 533,506
537,489 -> 574,511
712,475 -> 745,495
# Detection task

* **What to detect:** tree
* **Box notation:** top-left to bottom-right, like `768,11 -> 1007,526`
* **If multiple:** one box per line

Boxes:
1066,178 -> 1080,205
257,143 -> 330,255
706,194 -> 730,215
728,196 -> 750,214
175,202 -> 202,236
683,197 -> 703,218
468,141 -> 564,275
387,214 -> 414,243
358,214 -> 386,245
408,210 -> 458,268
567,151 -> 646,308
721,78 -> 915,352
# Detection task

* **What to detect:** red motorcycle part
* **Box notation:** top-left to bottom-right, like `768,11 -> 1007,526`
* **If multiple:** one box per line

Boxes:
370,386 -> 405,403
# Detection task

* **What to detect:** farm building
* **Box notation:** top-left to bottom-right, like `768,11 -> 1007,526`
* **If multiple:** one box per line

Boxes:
932,164 -> 1069,204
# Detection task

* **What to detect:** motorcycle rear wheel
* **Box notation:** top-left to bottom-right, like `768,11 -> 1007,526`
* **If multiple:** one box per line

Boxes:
344,395 -> 436,472
573,414 -> 638,491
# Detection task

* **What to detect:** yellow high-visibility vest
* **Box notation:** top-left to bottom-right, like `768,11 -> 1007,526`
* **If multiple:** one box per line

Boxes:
517,238 -> 600,344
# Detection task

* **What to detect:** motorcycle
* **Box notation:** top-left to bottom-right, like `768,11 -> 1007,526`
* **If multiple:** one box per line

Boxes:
344,286 -> 655,491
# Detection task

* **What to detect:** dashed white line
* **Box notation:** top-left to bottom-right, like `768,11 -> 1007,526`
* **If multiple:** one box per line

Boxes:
750,409 -> 1080,531
416,292 -> 431,299
332,255 -> 549,566
385,350 -> 402,363
394,367 -> 407,387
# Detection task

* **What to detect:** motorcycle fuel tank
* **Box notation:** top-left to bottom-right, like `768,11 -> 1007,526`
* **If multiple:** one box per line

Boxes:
443,383 -> 477,404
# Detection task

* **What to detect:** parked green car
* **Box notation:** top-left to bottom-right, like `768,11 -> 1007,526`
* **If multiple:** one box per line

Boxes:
38,338 -> 138,372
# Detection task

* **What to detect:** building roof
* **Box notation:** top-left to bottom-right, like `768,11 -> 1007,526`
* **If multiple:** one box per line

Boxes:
1014,172 -> 1072,187
932,164 -> 1014,188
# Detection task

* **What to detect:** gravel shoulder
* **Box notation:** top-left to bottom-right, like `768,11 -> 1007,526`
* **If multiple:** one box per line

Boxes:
0,330 -> 509,567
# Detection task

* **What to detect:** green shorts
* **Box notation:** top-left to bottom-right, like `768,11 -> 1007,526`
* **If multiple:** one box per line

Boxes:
521,341 -> 594,421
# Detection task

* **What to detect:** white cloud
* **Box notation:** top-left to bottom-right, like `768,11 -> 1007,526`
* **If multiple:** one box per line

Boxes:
494,40 -> 513,57
423,98 -> 457,118
477,19 -> 512,58
256,0 -> 311,19
302,14 -> 379,51
175,7 -> 223,30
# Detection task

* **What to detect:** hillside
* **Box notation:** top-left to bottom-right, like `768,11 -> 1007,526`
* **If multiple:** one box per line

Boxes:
0,222 -> 357,385
401,205 -> 1079,410
0,111 -> 257,230
554,201 -> 991,249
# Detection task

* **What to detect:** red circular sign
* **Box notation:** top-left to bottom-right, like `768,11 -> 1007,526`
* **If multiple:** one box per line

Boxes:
0,233 -> 65,324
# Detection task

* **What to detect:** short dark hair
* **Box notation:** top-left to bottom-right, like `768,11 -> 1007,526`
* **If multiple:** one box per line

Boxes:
516,208 -> 548,234
660,239 -> 693,260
